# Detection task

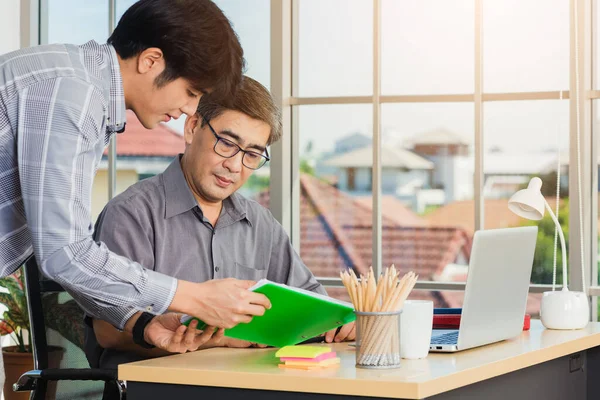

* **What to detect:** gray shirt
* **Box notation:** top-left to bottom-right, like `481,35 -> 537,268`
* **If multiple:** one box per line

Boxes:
0,41 -> 175,329
86,156 -> 326,368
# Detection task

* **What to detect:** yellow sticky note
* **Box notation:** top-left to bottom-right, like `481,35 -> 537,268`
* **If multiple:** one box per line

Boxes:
275,345 -> 332,359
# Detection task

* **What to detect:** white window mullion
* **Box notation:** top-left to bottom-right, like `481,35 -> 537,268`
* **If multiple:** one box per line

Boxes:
269,0 -> 293,234
372,0 -> 382,278
474,0 -> 484,232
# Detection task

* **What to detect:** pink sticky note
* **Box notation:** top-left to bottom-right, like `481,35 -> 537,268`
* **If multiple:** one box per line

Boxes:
280,351 -> 336,362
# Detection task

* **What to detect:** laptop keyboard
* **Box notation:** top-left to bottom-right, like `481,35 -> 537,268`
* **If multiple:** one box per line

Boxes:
430,331 -> 459,345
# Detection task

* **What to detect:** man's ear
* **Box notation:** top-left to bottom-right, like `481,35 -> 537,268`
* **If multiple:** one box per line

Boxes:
136,47 -> 165,76
184,114 -> 201,145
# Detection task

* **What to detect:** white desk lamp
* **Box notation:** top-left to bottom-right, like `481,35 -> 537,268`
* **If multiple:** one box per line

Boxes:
508,177 -> 589,330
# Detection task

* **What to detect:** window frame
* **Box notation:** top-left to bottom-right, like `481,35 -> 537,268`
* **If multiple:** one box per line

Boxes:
34,0 -> 600,319
271,0 -> 600,320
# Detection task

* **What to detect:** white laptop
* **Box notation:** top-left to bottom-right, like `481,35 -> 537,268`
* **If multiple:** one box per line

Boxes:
429,226 -> 538,353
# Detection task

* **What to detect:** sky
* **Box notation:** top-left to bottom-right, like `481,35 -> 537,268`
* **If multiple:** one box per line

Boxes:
46,0 -> 578,162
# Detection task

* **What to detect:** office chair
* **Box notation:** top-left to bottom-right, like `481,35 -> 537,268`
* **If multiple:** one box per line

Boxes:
12,256 -> 126,400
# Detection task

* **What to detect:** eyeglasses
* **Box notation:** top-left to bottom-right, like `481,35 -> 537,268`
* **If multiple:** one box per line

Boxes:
204,118 -> 270,170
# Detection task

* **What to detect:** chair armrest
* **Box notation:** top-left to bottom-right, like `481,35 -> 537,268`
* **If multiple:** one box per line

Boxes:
13,370 -> 41,392
41,368 -> 118,381
14,368 -> 126,399
13,368 -> 118,391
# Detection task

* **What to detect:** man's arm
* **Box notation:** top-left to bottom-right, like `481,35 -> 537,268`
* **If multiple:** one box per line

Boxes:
95,312 -> 228,355
14,77 -> 176,329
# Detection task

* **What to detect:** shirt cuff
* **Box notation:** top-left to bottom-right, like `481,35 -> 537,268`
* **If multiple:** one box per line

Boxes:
140,270 -> 178,315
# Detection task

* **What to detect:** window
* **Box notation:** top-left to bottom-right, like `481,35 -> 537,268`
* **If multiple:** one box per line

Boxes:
37,0 -> 599,317
46,0 -> 109,44
484,100 -> 569,289
297,104 -> 373,291
381,0 -> 474,95
482,0 -> 569,93
297,0 -> 373,97
381,103 -> 474,300
279,0 -> 594,315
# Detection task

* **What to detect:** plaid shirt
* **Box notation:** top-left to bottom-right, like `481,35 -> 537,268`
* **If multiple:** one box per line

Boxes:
0,41 -> 176,329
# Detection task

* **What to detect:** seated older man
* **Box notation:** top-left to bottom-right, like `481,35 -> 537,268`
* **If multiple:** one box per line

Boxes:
84,76 -> 355,375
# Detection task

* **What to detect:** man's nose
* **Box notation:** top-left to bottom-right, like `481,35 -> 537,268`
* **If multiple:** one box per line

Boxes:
181,96 -> 201,116
223,151 -> 244,172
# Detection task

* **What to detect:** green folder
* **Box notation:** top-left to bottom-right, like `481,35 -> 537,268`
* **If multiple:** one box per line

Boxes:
180,279 -> 356,348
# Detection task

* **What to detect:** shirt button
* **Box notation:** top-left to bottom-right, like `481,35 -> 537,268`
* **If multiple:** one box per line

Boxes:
215,266 -> 220,272
146,306 -> 153,312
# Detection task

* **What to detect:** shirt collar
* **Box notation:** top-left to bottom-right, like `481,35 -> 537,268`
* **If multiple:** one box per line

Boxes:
106,44 -> 127,133
163,155 -> 251,225
223,192 -> 251,227
164,156 -> 199,219
84,41 -> 126,134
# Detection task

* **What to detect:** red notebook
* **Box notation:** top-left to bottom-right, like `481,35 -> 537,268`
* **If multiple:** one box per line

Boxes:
433,314 -> 531,331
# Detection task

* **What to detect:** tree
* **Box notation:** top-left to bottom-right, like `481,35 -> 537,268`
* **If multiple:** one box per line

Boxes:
243,174 -> 270,193
300,158 -> 316,176
520,171 -> 568,198
521,199 -> 569,284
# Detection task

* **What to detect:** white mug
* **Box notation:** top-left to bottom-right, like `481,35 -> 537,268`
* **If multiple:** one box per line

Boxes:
400,300 -> 433,359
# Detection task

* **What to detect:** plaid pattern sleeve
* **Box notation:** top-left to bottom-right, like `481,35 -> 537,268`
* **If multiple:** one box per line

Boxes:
0,42 -> 177,329
17,77 -> 176,329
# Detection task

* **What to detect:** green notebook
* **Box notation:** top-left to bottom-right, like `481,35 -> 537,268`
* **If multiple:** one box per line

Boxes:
180,279 -> 356,348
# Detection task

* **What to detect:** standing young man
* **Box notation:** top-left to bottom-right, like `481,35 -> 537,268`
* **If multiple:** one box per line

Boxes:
0,0 -> 272,386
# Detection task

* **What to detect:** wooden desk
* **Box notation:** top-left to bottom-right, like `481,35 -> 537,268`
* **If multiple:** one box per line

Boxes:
120,321 -> 600,399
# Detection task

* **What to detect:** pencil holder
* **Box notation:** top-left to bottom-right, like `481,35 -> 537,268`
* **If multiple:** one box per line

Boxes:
355,310 -> 402,368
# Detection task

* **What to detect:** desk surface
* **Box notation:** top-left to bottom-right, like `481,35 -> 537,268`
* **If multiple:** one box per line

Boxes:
119,320 -> 600,399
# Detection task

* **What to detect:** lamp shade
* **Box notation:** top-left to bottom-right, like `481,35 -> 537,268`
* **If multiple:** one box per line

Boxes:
508,177 -> 545,221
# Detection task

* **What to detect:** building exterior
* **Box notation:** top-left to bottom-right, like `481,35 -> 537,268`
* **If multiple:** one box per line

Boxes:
324,145 -> 434,195
408,128 -> 474,204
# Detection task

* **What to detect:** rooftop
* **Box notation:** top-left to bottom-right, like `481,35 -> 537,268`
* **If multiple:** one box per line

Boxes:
406,128 -> 470,147
103,111 -> 184,157
324,146 -> 434,170
257,174 -> 473,306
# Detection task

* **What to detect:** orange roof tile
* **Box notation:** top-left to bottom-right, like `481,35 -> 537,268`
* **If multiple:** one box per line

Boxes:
257,174 -> 473,308
354,196 -> 426,226
425,199 -> 521,233
103,110 -> 184,157
425,197 -> 570,234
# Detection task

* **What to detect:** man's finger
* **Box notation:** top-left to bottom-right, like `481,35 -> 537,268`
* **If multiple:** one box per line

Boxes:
242,304 -> 268,318
170,324 -> 186,348
193,326 -> 217,349
246,292 -> 271,310
212,328 -> 225,342
347,323 -> 356,341
335,323 -> 354,342
324,328 -> 336,343
232,314 -> 253,325
183,320 -> 198,347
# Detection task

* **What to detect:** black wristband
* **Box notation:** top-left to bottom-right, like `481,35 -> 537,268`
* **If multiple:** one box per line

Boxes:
133,312 -> 156,349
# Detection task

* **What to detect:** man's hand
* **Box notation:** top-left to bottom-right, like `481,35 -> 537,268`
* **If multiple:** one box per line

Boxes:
144,313 -> 224,353
325,322 -> 356,343
171,278 -> 271,329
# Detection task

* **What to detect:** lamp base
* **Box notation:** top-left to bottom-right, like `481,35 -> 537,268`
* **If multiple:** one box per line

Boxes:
540,290 -> 589,330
